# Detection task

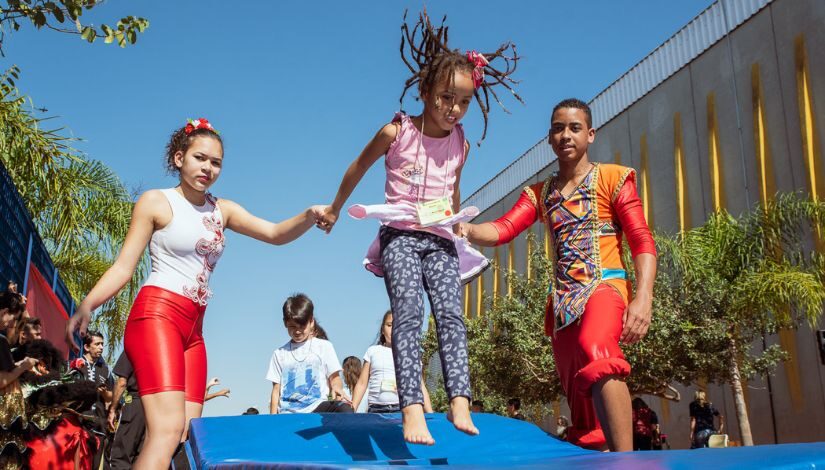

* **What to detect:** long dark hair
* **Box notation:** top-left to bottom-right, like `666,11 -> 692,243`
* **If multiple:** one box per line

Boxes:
377,310 -> 392,346
342,356 -> 362,393
282,293 -> 325,338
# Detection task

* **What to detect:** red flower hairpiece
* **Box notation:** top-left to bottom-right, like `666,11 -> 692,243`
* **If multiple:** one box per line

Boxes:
70,358 -> 86,370
466,51 -> 489,89
184,118 -> 217,135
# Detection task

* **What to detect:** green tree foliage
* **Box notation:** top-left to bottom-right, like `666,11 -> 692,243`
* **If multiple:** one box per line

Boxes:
644,193 -> 825,446
0,68 -> 147,353
0,0 -> 148,52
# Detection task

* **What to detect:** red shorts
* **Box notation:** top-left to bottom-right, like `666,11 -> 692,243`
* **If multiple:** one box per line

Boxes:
124,286 -> 207,404
552,284 -> 631,450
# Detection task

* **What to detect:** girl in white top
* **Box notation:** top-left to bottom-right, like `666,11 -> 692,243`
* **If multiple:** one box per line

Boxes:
66,119 -> 325,469
351,311 -> 433,413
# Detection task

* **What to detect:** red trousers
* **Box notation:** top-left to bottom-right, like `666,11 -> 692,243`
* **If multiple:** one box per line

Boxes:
553,284 -> 631,450
124,286 -> 207,404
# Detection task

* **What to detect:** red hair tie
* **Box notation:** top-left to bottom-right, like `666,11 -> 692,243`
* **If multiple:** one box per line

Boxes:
184,118 -> 217,134
466,51 -> 489,89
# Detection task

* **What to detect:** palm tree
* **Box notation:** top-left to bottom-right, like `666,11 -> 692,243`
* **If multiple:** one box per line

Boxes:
0,69 -> 147,352
664,193 -> 825,446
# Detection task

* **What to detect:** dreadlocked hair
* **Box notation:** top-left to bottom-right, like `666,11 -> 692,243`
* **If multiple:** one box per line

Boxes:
165,126 -> 223,174
399,9 -> 523,145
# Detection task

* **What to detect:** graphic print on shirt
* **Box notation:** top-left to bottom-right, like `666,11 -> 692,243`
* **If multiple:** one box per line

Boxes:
280,360 -> 324,412
401,165 -> 425,197
183,193 -> 225,306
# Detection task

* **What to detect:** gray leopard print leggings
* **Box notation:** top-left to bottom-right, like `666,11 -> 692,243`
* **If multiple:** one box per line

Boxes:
379,226 -> 472,409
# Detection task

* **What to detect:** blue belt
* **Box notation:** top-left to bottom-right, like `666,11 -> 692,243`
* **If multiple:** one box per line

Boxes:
602,269 -> 627,280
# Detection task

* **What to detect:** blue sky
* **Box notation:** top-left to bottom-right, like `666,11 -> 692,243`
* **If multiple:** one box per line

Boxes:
4,0 -> 712,416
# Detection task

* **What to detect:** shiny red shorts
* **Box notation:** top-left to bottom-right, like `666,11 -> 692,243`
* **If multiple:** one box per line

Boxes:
553,284 -> 631,450
124,286 -> 207,404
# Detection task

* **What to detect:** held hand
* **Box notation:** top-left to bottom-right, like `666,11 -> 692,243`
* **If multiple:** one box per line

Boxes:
620,294 -> 652,344
65,310 -> 91,353
456,222 -> 472,239
217,388 -> 230,398
315,206 -> 340,234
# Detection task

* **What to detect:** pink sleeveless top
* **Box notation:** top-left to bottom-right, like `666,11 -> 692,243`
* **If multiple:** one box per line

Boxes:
384,112 -> 466,238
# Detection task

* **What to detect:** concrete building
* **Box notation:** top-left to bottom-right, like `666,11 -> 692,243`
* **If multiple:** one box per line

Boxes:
461,0 -> 825,447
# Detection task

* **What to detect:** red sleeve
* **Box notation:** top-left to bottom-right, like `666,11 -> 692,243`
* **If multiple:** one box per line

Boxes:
491,190 -> 539,245
614,175 -> 656,256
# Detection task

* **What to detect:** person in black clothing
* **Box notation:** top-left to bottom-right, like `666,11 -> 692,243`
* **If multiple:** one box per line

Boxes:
631,397 -> 659,450
507,398 -> 527,421
106,352 -> 145,469
73,330 -> 113,467
689,390 -> 724,448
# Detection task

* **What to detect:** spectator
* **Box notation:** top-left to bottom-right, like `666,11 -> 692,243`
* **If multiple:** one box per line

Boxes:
471,400 -> 484,413
556,416 -> 570,441
242,407 -> 260,415
350,311 -> 433,414
267,294 -> 352,414
342,356 -> 362,403
631,397 -> 659,450
18,317 -> 42,345
73,330 -> 113,466
507,398 -> 527,421
107,352 -> 144,469
689,390 -> 724,449
0,291 -> 38,466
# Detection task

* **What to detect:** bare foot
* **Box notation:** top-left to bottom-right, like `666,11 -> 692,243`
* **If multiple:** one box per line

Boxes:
447,397 -> 479,436
401,404 -> 435,445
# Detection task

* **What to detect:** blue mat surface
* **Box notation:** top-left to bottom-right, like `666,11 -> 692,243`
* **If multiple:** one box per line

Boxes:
187,413 -> 825,469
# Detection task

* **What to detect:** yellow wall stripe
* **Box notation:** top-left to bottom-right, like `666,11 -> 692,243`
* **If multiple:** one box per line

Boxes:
640,133 -> 653,225
674,113 -> 691,230
707,93 -> 727,211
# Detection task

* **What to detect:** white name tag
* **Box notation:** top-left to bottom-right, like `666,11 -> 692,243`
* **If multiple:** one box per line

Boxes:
416,197 -> 454,227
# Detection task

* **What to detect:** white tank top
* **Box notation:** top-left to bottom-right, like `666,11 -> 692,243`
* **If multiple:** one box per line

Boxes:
144,188 -> 225,306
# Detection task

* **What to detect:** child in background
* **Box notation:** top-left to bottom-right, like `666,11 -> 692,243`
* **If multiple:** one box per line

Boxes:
267,294 -> 352,414
351,311 -> 433,414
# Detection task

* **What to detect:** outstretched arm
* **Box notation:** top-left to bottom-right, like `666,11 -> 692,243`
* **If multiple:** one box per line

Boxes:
318,123 -> 398,232
463,189 -> 539,247
221,200 -> 325,246
67,190 -> 161,351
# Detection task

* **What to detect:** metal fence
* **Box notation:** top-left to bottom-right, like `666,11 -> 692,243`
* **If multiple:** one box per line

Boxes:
0,158 -> 75,315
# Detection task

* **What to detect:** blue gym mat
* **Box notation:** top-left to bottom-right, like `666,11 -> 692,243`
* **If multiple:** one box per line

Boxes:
186,413 -> 825,469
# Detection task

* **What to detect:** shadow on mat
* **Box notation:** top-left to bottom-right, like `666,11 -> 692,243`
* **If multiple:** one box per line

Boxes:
296,414 -> 448,465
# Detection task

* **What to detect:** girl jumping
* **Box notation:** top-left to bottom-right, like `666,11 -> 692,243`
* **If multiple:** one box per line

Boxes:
317,11 -> 521,445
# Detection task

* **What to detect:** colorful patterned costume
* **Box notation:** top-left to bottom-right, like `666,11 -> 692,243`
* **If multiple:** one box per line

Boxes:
489,163 -> 656,449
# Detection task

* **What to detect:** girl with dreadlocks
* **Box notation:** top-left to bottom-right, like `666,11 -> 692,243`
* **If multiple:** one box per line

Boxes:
317,10 -> 521,445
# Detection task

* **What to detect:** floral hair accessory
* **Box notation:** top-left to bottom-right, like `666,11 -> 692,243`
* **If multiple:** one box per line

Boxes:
184,118 -> 217,135
466,51 -> 489,89
69,358 -> 86,370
